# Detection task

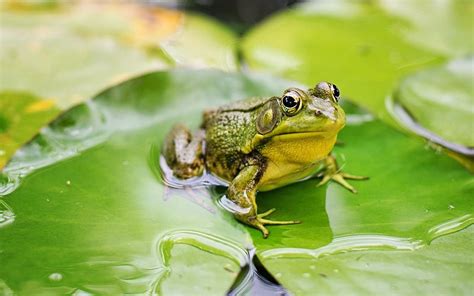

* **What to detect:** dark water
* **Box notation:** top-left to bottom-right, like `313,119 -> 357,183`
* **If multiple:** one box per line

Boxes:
228,249 -> 289,296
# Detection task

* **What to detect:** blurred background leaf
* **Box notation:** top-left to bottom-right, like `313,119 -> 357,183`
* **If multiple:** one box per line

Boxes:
241,0 -> 473,124
0,1 -> 238,109
393,56 -> 473,149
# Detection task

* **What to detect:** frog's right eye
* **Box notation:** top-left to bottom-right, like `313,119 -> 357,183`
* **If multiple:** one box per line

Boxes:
281,92 -> 302,115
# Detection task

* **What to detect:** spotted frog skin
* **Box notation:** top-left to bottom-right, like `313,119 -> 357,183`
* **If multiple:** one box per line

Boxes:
163,82 -> 367,238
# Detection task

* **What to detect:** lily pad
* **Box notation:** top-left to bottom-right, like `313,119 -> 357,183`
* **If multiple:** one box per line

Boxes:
0,3 -> 238,109
1,70 -> 472,294
0,92 -> 60,169
241,0 -> 473,124
391,56 -> 474,151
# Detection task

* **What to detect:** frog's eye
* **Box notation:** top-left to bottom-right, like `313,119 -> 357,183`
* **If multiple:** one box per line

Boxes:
331,84 -> 340,102
315,82 -> 340,103
281,92 -> 302,116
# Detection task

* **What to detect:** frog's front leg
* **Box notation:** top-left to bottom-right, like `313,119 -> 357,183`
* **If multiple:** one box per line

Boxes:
227,165 -> 300,238
317,155 -> 368,193
163,124 -> 205,179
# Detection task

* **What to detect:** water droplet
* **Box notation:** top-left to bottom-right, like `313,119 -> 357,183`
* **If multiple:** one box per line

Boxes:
303,273 -> 311,278
334,269 -> 339,273
275,272 -> 282,278
66,180 -> 71,186
0,150 -> 5,156
309,265 -> 316,270
0,173 -> 19,196
448,204 -> 455,210
48,273 -> 63,281
0,200 -> 15,227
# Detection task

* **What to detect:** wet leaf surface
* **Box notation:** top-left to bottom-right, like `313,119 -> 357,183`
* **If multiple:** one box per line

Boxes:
263,226 -> 474,295
0,70 -> 472,294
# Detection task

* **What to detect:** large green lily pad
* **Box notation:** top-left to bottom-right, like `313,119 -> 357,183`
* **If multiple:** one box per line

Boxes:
241,0 -> 473,124
1,70 -> 472,294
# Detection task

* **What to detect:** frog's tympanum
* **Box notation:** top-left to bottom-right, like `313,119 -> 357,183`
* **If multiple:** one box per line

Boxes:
163,82 -> 367,238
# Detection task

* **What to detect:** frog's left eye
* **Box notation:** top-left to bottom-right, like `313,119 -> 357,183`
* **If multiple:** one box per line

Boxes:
331,84 -> 340,102
281,91 -> 302,116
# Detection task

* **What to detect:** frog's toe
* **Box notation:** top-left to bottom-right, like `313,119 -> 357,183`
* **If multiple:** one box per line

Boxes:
256,209 -> 300,225
259,218 -> 301,225
253,221 -> 269,238
340,173 -> 369,180
317,172 -> 368,193
316,175 -> 332,187
247,213 -> 300,238
257,208 -> 276,218
332,174 -> 357,193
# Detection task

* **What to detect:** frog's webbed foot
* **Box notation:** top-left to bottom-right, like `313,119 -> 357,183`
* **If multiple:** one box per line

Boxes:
228,165 -> 301,238
246,208 -> 300,238
317,155 -> 368,193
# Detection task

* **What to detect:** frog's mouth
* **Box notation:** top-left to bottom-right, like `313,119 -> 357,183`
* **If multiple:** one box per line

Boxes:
271,130 -> 338,140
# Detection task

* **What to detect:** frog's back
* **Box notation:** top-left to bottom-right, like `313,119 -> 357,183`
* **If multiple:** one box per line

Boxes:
203,96 -> 271,180
217,96 -> 271,112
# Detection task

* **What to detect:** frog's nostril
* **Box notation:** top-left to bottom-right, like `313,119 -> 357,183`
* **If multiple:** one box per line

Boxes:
315,110 -> 323,116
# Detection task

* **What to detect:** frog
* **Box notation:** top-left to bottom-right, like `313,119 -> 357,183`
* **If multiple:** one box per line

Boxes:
162,82 -> 367,238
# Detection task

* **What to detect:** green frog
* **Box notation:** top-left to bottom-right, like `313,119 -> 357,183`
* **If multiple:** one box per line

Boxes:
163,82 -> 367,238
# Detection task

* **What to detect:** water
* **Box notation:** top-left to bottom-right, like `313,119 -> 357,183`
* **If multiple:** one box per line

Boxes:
228,249 -> 289,296
156,230 -> 289,296
0,199 -> 15,227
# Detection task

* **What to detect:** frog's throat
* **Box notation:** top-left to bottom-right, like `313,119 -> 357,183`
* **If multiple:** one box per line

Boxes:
242,131 -> 338,154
